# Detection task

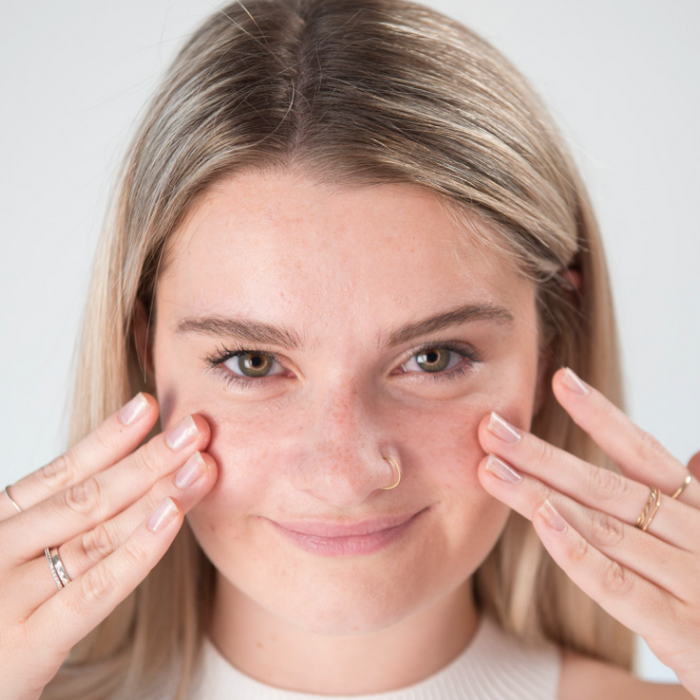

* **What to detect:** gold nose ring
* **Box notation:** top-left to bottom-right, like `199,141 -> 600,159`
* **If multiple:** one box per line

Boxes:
380,456 -> 401,490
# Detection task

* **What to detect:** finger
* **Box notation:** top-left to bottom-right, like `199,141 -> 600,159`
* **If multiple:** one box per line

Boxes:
530,495 -> 679,643
0,414 -> 210,565
687,450 -> 700,480
0,393 -> 158,521
9,451 -> 218,619
26,495 -> 185,664
478,412 -> 700,553
551,367 -> 700,509
478,454 -> 692,604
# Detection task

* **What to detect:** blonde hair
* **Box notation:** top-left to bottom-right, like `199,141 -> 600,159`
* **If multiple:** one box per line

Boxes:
43,0 -> 632,697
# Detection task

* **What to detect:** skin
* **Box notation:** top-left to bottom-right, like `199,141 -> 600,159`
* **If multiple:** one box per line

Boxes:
1,168 -> 696,700
147,168 -> 541,693
140,167 -> 699,697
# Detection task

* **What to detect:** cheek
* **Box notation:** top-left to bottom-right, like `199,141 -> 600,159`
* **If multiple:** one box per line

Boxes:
165,360 -> 538,514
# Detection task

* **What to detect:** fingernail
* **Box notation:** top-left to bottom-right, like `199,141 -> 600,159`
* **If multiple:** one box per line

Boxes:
119,393 -> 149,426
165,415 -> 198,451
174,452 -> 207,488
563,368 -> 590,396
539,499 -> 568,533
485,454 -> 522,484
488,412 -> 522,443
148,497 -> 179,533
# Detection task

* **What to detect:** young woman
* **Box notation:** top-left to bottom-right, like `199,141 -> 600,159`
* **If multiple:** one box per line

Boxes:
1,1 -> 698,698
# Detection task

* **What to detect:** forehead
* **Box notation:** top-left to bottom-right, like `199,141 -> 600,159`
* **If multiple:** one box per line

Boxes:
157,170 -> 532,333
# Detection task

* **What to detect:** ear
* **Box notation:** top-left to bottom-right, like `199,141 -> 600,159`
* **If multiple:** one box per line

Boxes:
561,268 -> 582,293
132,298 -> 155,381
555,267 -> 583,294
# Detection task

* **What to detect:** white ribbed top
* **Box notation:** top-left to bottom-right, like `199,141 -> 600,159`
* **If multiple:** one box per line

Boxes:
187,615 -> 561,699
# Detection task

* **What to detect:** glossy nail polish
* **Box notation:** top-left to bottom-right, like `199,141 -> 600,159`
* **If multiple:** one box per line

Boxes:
563,368 -> 590,396
119,393 -> 149,426
539,499 -> 568,532
165,415 -> 198,451
488,412 -> 522,443
485,454 -> 522,483
148,497 -> 179,533
174,452 -> 207,488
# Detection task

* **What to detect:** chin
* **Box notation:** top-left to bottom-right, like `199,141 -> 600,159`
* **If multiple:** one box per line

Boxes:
267,585 -> 419,637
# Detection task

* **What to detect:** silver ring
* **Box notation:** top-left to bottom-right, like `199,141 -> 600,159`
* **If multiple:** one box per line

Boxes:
45,547 -> 64,591
50,547 -> 71,587
4,485 -> 22,513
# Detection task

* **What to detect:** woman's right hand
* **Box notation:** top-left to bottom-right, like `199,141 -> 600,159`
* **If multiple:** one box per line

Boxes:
0,393 -> 217,700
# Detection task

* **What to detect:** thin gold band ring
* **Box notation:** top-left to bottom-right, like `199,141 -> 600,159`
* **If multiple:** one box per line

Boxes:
636,487 -> 661,532
670,474 -> 692,500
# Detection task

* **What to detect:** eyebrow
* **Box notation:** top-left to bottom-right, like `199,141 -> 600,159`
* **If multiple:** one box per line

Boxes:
174,303 -> 513,351
382,303 -> 513,348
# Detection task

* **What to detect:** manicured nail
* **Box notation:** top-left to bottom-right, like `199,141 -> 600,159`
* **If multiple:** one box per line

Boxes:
539,499 -> 568,533
148,497 -> 179,533
488,412 -> 522,443
563,368 -> 590,396
485,454 -> 522,484
119,393 -> 149,426
165,415 -> 198,451
174,452 -> 207,488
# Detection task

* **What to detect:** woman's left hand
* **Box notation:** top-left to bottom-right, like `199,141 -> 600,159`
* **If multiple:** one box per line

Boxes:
477,366 -> 700,698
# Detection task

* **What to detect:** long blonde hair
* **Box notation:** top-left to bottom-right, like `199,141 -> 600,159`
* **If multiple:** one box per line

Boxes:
44,0 -> 632,697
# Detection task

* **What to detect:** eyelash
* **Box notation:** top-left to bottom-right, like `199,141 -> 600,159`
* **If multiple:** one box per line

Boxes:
204,341 -> 481,390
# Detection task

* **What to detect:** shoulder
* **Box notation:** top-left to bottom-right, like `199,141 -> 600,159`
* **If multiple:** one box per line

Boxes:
557,648 -> 693,700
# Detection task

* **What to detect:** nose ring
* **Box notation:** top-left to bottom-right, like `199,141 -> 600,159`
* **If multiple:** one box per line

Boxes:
380,456 -> 401,490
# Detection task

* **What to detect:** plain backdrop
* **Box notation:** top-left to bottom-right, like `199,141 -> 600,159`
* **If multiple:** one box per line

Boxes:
1,0 -> 698,685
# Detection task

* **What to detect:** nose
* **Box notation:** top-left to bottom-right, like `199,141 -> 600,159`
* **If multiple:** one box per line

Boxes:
287,378 -> 396,508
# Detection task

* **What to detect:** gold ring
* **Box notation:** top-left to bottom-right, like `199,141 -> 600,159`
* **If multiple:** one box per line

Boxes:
380,456 -> 401,490
670,474 -> 692,500
635,487 -> 656,528
636,487 -> 661,532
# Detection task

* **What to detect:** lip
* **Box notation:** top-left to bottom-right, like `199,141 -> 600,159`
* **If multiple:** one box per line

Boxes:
265,508 -> 428,557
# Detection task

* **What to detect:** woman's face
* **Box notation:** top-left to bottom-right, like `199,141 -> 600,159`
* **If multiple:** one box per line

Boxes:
149,169 -> 542,635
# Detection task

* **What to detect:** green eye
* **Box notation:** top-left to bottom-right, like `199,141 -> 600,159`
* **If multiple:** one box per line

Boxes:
414,348 -> 451,373
229,352 -> 275,377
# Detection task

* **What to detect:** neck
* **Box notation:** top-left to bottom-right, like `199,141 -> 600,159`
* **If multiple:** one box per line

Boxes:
208,576 -> 479,695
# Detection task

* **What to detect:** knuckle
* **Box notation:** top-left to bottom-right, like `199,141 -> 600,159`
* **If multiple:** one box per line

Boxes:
123,536 -> 152,569
637,429 -> 668,464
600,558 -> 633,596
92,420 -> 120,455
63,477 -> 103,516
80,523 -> 118,564
39,454 -> 73,490
588,466 -> 628,501
130,442 -> 165,480
78,565 -> 114,606
569,534 -> 591,566
532,437 -> 556,466
588,511 -> 625,548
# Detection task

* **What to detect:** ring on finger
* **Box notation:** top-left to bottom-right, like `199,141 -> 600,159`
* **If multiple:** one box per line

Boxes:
670,474 -> 692,500
45,548 -> 64,591
50,547 -> 72,587
636,486 -> 661,532
4,484 -> 22,513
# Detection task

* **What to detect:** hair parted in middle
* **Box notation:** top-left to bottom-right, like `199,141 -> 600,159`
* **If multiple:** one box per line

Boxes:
51,2 -> 631,699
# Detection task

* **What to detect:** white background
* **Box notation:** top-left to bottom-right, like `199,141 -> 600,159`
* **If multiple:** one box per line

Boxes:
1,0 -> 698,684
